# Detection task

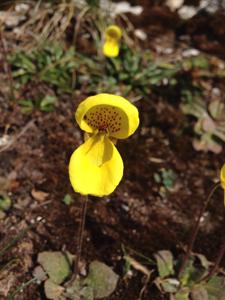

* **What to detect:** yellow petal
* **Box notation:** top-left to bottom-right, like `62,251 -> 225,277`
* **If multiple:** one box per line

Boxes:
103,25 -> 122,58
75,94 -> 139,139
105,25 -> 122,41
220,164 -> 225,190
103,39 -> 120,58
69,135 -> 123,197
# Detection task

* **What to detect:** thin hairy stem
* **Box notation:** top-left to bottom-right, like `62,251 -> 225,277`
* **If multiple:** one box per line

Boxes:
178,182 -> 220,278
201,207 -> 225,282
71,195 -> 88,282
202,238 -> 225,281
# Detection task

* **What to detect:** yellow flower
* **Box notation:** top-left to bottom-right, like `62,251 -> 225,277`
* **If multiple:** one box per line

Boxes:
220,164 -> 225,205
103,25 -> 122,58
69,93 -> 139,197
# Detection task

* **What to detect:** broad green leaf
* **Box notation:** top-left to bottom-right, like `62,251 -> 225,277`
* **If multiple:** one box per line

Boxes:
79,286 -> 94,300
44,279 -> 65,300
84,261 -> 119,298
66,279 -> 94,300
204,276 -> 225,300
209,100 -> 225,120
191,286 -> 208,300
194,254 -> 210,270
38,251 -> 71,284
174,288 -> 190,300
179,258 -> 202,287
160,278 -> 179,293
154,250 -> 175,278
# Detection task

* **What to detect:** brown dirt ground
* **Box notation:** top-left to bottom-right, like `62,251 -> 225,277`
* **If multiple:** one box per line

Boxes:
0,1 -> 225,300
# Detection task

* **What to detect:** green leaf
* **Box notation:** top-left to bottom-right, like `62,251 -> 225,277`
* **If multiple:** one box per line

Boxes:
180,258 -> 205,287
209,100 -> 225,120
40,95 -> 57,112
179,258 -> 202,287
84,261 -> 119,299
66,279 -> 94,300
194,254 -> 210,270
79,286 -> 94,300
85,0 -> 100,8
18,100 -> 34,113
44,279 -> 65,300
204,276 -> 225,300
174,288 -> 190,300
190,286 -> 208,300
13,53 -> 36,72
38,251 -> 71,284
192,56 -> 209,69
161,169 -> 177,189
194,133 -> 223,154
154,250 -> 175,278
0,195 -> 11,211
62,194 -> 74,206
160,278 -> 179,293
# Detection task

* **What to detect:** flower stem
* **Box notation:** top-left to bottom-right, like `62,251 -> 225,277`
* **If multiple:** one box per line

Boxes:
178,182 -> 220,278
72,195 -> 88,281
201,205 -> 225,282
202,237 -> 225,282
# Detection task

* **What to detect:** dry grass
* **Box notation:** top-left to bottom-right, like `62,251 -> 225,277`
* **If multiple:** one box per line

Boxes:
0,0 -> 136,53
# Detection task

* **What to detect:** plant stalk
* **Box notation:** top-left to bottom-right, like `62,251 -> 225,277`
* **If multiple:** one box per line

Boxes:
201,204 -> 225,282
202,237 -> 225,282
71,195 -> 88,282
178,182 -> 220,278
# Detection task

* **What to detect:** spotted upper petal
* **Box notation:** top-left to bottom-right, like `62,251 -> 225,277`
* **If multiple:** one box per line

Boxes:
75,94 -> 139,139
105,25 -> 122,41
69,134 -> 123,196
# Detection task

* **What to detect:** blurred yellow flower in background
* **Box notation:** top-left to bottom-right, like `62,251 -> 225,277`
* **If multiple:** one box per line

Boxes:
69,93 -> 139,197
220,164 -> 225,205
103,25 -> 122,58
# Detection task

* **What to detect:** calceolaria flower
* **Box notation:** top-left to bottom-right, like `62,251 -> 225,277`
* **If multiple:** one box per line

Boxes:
69,93 -> 139,197
103,25 -> 122,58
220,164 -> 225,205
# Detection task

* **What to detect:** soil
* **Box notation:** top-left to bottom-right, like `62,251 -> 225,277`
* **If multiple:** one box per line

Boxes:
0,1 -> 225,300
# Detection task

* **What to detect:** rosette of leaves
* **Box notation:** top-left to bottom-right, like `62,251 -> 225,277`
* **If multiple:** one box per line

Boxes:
107,46 -> 179,96
181,99 -> 225,153
34,251 -> 119,300
154,250 -> 225,300
10,44 -> 77,93
84,46 -> 180,97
